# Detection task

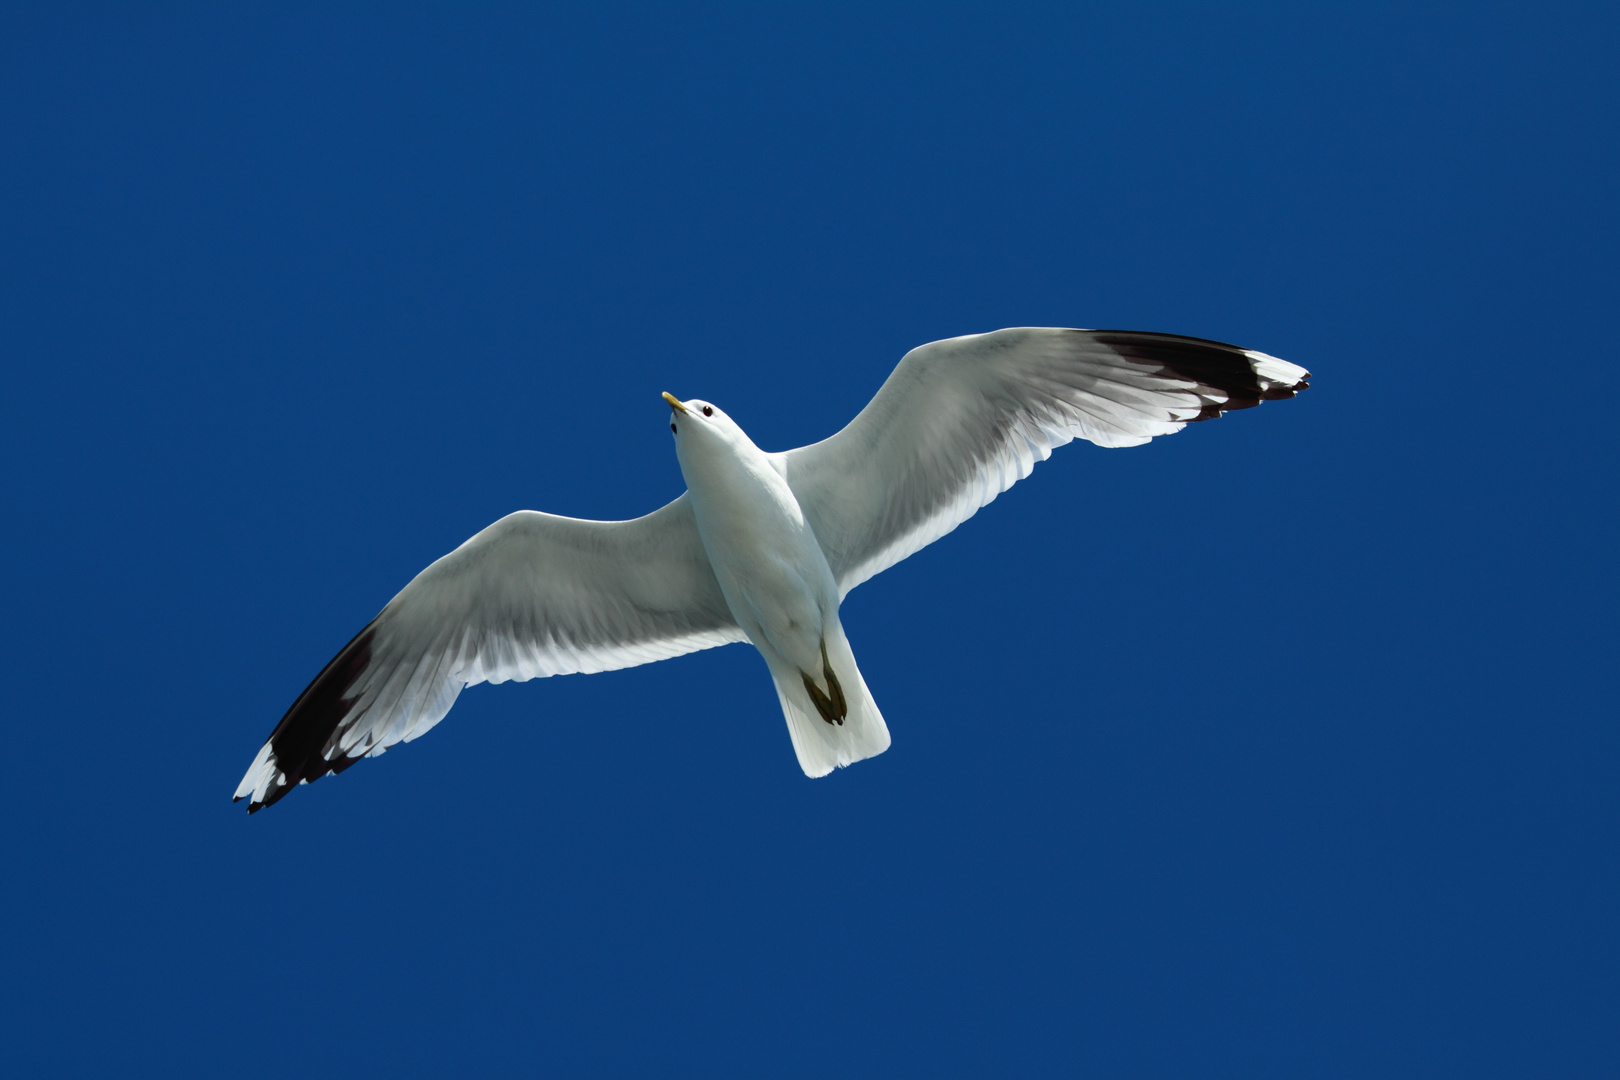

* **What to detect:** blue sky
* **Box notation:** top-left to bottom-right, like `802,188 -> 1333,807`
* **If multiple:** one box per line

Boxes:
2,4 -> 1615,1076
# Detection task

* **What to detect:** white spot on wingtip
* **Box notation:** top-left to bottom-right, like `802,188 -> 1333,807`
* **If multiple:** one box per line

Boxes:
1245,349 -> 1311,386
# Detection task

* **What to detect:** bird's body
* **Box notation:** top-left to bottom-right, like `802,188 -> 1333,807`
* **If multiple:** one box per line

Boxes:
236,327 -> 1310,812
672,394 -> 890,771
677,398 -> 836,679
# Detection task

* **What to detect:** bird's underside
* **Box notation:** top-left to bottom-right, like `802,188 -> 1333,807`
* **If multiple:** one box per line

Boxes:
236,327 -> 1310,812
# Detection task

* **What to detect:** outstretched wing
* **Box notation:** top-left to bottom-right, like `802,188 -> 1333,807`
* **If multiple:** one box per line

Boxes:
780,328 -> 1310,595
234,493 -> 745,811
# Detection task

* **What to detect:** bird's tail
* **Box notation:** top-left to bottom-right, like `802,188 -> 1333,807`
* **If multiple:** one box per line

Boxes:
762,616 -> 890,777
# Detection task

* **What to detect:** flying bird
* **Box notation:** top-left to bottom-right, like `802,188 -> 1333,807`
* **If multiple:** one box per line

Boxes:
235,328 -> 1310,811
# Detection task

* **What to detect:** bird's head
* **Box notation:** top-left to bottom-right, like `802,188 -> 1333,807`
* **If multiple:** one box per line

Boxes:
663,392 -> 748,449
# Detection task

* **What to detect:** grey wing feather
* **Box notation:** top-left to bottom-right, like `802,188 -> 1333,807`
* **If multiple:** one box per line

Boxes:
234,493 -> 744,810
780,328 -> 1310,595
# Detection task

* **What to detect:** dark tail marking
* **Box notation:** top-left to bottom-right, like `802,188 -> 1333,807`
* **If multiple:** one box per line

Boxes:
801,638 -> 848,726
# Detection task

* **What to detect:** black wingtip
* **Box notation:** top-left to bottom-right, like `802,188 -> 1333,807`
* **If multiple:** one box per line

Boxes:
1088,329 -> 1308,421
236,622 -> 379,813
1260,380 -> 1308,401
247,773 -> 301,814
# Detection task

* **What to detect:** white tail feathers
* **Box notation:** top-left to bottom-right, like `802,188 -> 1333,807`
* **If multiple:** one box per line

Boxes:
762,617 -> 890,777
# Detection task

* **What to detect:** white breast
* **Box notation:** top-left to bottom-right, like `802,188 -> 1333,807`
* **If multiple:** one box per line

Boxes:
676,420 -> 838,677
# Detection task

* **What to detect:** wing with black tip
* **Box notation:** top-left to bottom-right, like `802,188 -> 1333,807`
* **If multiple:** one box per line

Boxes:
234,493 -> 745,812
781,328 -> 1310,595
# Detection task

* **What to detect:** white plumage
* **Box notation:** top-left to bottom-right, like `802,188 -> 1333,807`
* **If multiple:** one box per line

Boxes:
235,327 -> 1309,811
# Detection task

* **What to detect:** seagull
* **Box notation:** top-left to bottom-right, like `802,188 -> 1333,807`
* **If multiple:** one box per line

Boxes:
235,327 -> 1310,812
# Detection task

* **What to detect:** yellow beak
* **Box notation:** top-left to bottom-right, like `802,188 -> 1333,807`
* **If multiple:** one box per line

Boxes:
662,392 -> 688,414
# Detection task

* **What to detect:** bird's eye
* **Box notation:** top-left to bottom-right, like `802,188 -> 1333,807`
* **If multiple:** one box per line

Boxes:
670,422 -> 677,433
702,405 -> 713,417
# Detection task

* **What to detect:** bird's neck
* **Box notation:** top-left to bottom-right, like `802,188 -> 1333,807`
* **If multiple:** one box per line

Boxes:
679,434 -> 802,536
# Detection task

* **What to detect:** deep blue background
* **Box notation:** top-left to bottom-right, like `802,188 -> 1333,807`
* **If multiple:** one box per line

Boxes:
2,4 -> 1615,1076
